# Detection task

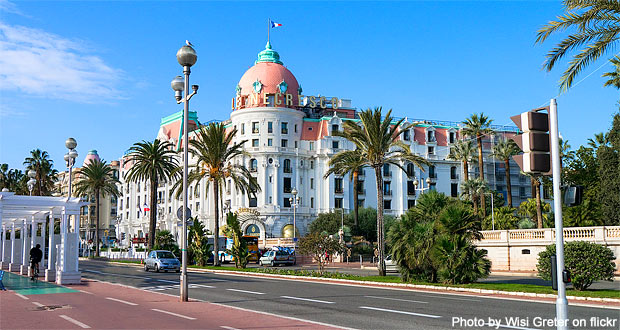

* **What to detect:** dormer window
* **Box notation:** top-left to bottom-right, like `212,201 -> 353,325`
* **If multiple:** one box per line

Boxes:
427,129 -> 436,143
449,131 -> 456,144
332,124 -> 339,133
403,129 -> 411,141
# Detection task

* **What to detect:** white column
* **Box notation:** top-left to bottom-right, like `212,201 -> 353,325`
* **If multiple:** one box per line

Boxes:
10,222 -> 16,264
47,211 -> 55,274
273,160 -> 280,207
0,225 -> 5,266
28,217 -> 36,276
41,219 -> 47,269
21,219 -> 28,271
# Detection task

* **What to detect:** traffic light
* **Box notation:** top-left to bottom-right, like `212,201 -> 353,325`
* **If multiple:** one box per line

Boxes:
510,109 -> 551,174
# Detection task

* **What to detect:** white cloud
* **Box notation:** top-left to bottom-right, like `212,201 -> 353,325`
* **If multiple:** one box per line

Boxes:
0,22 -> 124,103
0,0 -> 27,17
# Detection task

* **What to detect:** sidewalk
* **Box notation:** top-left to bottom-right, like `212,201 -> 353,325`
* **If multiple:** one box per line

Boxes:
0,272 -> 340,329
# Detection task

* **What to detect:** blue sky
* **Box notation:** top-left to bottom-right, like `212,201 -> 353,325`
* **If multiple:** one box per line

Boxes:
0,0 -> 618,171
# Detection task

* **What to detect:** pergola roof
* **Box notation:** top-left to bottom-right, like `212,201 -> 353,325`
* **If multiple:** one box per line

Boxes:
0,192 -> 87,224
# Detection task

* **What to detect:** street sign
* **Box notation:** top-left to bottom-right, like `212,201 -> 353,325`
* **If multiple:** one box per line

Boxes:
176,206 -> 191,220
510,109 -> 551,174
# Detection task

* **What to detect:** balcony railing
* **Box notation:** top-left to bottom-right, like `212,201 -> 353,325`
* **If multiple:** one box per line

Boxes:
250,167 -> 257,172
335,188 -> 344,194
282,128 -> 288,134
283,167 -> 292,173
357,188 -> 366,195
384,190 -> 392,196
383,171 -> 392,177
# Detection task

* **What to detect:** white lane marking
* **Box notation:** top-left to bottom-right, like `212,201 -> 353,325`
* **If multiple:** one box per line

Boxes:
15,293 -> 29,300
189,284 -> 215,288
417,293 -> 481,302
156,279 -> 178,283
79,290 -> 94,295
281,295 -> 335,304
209,279 -> 228,282
151,308 -> 196,320
485,322 -> 541,330
226,288 -> 265,295
32,302 -> 44,307
82,269 -> 151,280
106,297 -> 138,306
365,295 -> 428,304
359,306 -> 441,319
59,315 -> 91,328
220,326 -> 241,330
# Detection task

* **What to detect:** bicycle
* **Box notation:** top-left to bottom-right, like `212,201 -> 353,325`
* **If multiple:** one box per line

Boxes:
30,259 -> 39,282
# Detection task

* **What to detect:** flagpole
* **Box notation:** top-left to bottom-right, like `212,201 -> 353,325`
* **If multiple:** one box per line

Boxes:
267,18 -> 270,44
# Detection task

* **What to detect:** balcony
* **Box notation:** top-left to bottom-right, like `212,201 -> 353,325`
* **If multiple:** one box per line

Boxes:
356,188 -> 366,195
252,128 -> 259,134
407,189 -> 416,196
250,167 -> 257,173
429,173 -> 437,179
335,188 -> 344,194
281,128 -> 288,134
283,167 -> 292,174
283,187 -> 292,193
383,171 -> 392,178
450,174 -> 459,180
384,190 -> 392,196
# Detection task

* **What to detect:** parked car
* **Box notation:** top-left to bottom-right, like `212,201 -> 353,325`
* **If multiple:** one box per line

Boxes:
377,255 -> 399,273
259,249 -> 296,266
144,250 -> 180,272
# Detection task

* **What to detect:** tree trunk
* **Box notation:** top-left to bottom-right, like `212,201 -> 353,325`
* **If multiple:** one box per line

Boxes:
353,171 -> 359,229
95,189 -> 100,257
213,180 -> 220,266
463,160 -> 469,182
473,195 -> 479,215
374,166 -> 386,276
535,178 -> 543,228
505,160 -> 513,208
148,178 -> 157,251
477,135 -> 486,218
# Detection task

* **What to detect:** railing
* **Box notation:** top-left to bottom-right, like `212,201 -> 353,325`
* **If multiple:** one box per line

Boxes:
509,230 -> 545,240
479,226 -> 620,243
482,231 -> 501,240
555,227 -> 595,240
335,188 -> 344,194
357,189 -> 366,195
384,190 -> 392,196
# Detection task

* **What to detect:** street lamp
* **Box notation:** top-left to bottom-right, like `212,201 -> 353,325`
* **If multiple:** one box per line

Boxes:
171,42 -> 198,302
27,170 -> 36,196
64,138 -> 78,198
413,177 -> 432,193
289,188 -> 299,243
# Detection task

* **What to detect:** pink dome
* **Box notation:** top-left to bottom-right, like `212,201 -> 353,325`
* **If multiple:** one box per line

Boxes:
83,150 -> 100,166
235,42 -> 300,109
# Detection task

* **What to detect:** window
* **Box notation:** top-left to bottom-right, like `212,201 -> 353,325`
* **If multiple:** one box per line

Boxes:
357,180 -> 364,194
450,166 -> 457,179
310,178 -> 314,189
252,122 -> 259,133
241,123 -> 245,135
519,187 -> 526,198
406,163 -> 415,177
281,139 -> 288,148
267,138 -> 273,146
407,181 -> 416,196
283,159 -> 292,173
283,177 -> 292,193
195,202 -> 200,210
249,197 -> 257,207
522,249 -> 531,255
268,121 -> 273,133
427,130 -> 436,142
294,141 -> 298,148
451,183 -> 458,197
383,181 -> 391,195
408,199 -> 416,209
429,165 -> 436,178
309,142 -> 314,151
137,183 -> 140,192
358,199 -> 365,207
294,124 -> 298,133
384,200 -> 391,210
334,178 -> 343,193
331,124 -> 339,133
250,159 -> 258,172
428,146 -> 435,155
252,139 -> 259,147
283,198 -> 291,207
332,141 -> 339,149
449,132 -> 455,144
120,199 -> 123,209
334,197 -> 343,209
281,122 -> 288,134
310,197 -> 314,208
383,164 -> 391,177
403,129 -> 411,141
310,161 -> 314,169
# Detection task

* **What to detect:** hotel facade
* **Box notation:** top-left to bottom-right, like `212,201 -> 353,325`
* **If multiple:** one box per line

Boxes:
116,42 -> 533,246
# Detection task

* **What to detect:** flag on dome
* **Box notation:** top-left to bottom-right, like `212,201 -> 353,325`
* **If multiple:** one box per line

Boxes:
271,20 -> 282,28
143,203 -> 150,212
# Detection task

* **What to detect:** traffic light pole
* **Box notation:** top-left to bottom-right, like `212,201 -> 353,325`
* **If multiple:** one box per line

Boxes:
549,99 -> 568,329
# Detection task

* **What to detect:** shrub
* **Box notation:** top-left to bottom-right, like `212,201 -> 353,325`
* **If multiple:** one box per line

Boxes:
537,241 -> 616,290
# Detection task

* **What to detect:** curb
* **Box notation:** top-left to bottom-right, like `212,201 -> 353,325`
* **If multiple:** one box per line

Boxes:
101,260 -> 619,306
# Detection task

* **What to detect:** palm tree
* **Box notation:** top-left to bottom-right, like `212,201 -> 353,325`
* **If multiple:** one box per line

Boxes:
602,56 -> 620,89
492,138 -> 519,208
335,107 -> 429,276
23,149 -> 58,196
523,173 -> 545,229
460,178 -> 488,215
448,140 -> 475,182
73,159 -> 120,256
461,113 -> 494,217
324,150 -> 366,229
124,139 -> 179,250
174,122 -> 260,267
536,0 -> 620,91
587,132 -> 608,149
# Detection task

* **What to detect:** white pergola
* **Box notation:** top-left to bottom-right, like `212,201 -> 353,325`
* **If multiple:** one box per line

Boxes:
0,191 -> 87,284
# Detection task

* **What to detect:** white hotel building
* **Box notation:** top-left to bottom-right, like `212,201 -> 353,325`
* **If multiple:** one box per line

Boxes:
116,42 -> 532,246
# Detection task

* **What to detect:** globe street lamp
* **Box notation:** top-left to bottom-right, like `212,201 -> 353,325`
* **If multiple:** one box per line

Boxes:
27,170 -> 36,196
413,177 -> 432,193
171,42 -> 198,302
289,188 -> 300,243
64,138 -> 78,198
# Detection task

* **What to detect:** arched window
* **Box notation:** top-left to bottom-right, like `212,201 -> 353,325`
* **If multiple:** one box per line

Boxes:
406,163 -> 415,177
283,159 -> 292,173
250,159 -> 258,172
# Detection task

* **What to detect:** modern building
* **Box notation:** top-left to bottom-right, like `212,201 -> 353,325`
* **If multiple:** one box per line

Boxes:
116,42 -> 534,247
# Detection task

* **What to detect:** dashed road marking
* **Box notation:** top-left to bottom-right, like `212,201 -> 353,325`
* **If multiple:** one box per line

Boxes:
227,288 -> 265,295
59,315 -> 91,328
281,295 -> 334,304
359,306 -> 441,319
220,326 -> 241,330
15,293 -> 29,300
32,302 -> 44,307
151,308 -> 196,320
106,297 -> 138,306
365,295 -> 428,304
156,279 -> 178,283
417,293 -> 481,302
79,290 -> 94,295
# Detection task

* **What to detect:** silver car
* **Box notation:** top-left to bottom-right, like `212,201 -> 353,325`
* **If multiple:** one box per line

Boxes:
378,255 -> 399,273
259,250 -> 296,266
144,250 -> 180,272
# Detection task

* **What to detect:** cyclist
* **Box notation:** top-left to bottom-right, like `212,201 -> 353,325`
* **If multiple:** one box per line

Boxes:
29,244 -> 43,281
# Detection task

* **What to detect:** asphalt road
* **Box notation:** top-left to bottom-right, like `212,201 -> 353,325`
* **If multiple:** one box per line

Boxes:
79,260 -> 619,330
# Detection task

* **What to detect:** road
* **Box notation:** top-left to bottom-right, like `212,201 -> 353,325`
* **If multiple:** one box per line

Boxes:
79,260 -> 619,330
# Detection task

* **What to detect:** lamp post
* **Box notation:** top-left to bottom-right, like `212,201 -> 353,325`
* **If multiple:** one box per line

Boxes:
289,188 -> 299,243
27,170 -> 36,196
485,192 -> 495,230
64,138 -> 78,198
171,42 -> 198,302
413,177 -> 432,193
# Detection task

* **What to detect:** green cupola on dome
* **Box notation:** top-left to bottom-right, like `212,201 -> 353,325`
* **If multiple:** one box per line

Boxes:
255,41 -> 283,65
